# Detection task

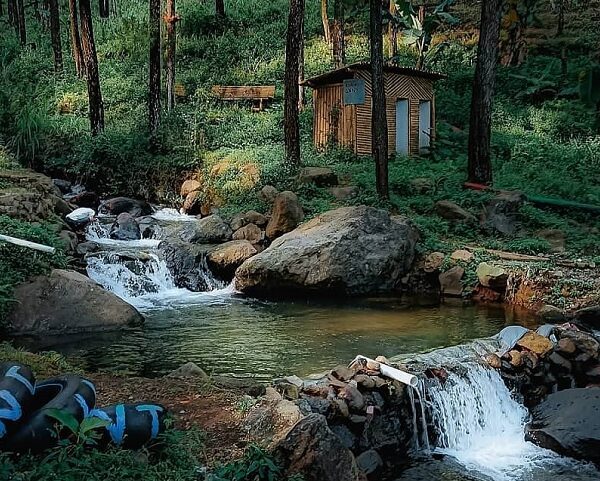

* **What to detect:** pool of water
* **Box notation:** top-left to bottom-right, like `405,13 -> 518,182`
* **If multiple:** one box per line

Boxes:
20,294 -> 536,380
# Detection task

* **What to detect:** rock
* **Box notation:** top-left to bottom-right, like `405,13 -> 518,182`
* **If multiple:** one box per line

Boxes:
537,305 -> 566,324
182,191 -> 202,215
231,210 -> 268,230
484,353 -> 502,369
559,330 -> 600,359
232,223 -> 263,244
260,185 -> 279,204
409,178 -> 433,194
69,191 -> 100,210
517,332 -> 554,357
53,178 -> 72,194
276,414 -> 360,481
244,398 -> 302,447
585,366 -> 600,382
508,350 -> 523,367
434,200 -> 476,222
354,374 -> 376,389
332,365 -> 356,382
0,169 -> 59,222
235,206 -> 418,297
450,249 -> 474,263
168,362 -> 209,380
58,230 -> 78,254
109,212 -> 141,241
362,411 -> 411,453
537,229 -> 565,253
356,449 -> 383,476
573,306 -> 600,329
526,388 -> 600,464
207,240 -> 257,279
423,252 -> 445,273
556,338 -> 577,357
7,269 -> 143,335
53,196 -> 74,216
299,167 -> 338,187
330,424 -> 357,450
178,215 -> 232,244
99,197 -> 152,217
180,179 -> 202,197
548,352 -> 572,371
76,241 -> 100,256
439,266 -> 464,297
476,262 -> 508,290
329,186 -> 357,201
481,191 -> 525,235
158,240 -> 214,291
340,385 -> 365,411
265,191 -> 304,240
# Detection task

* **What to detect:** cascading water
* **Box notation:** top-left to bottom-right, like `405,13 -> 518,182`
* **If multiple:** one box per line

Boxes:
425,362 -> 599,481
84,215 -> 233,310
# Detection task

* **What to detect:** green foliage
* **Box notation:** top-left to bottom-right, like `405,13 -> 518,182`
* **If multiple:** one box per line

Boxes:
0,342 -> 79,377
210,444 -> 302,481
0,428 -> 205,481
0,216 -> 67,325
45,409 -> 110,447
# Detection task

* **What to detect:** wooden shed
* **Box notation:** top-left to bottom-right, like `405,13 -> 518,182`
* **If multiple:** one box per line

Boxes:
302,63 -> 445,157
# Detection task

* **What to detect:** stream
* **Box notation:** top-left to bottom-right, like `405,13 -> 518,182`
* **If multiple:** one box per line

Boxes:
23,209 -> 600,481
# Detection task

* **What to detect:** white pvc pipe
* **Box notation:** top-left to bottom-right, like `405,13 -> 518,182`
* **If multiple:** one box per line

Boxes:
350,355 -> 419,387
0,234 -> 56,254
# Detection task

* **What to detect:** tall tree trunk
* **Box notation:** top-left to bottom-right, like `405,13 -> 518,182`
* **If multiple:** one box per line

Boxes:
321,0 -> 330,44
165,0 -> 178,111
99,0 -> 109,18
33,0 -> 41,23
48,0 -> 63,73
79,0 -> 104,135
370,0 -> 388,199
215,0 -> 225,18
69,0 -> 85,77
331,0 -> 345,68
8,0 -> 16,27
415,6 -> 427,69
16,0 -> 26,45
149,0 -> 161,135
284,0 -> 304,165
467,0 -> 501,185
0,1 -> 4,18
298,8 -> 305,111
556,0 -> 565,36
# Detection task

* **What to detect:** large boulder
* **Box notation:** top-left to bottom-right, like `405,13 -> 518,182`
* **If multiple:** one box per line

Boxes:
207,240 -> 257,279
178,215 -> 232,244
99,197 -> 153,217
7,270 -> 143,335
109,212 -> 141,241
276,414 -> 360,481
526,388 -> 600,464
299,167 -> 338,187
235,206 -> 418,297
266,191 -> 304,240
434,200 -> 476,222
481,191 -> 525,236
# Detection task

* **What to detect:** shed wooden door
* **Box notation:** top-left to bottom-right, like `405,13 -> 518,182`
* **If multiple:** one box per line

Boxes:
419,100 -> 432,153
395,99 -> 409,155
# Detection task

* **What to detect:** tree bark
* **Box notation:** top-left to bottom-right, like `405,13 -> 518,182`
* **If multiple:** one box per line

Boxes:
8,0 -> 16,28
0,1 -> 4,18
467,0 -> 501,185
48,0 -> 63,73
298,7 -> 305,111
165,0 -> 178,111
215,0 -> 225,18
284,0 -> 304,165
79,0 -> 104,135
149,0 -> 161,135
33,0 -> 41,23
370,0 -> 388,199
99,0 -> 109,18
331,0 -> 345,68
69,0 -> 85,77
16,0 -> 26,45
321,0 -> 330,44
389,0 -> 398,63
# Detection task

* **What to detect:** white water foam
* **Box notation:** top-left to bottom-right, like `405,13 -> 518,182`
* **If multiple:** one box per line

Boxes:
151,208 -> 198,222
427,363 -> 598,481
85,221 -> 162,248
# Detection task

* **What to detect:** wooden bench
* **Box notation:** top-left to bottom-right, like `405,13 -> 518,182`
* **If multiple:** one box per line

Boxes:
211,85 -> 276,112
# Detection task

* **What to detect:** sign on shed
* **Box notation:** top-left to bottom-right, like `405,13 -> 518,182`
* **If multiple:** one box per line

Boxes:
343,79 -> 365,105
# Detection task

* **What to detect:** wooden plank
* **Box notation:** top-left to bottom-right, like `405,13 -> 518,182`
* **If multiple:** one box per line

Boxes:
212,85 -> 275,100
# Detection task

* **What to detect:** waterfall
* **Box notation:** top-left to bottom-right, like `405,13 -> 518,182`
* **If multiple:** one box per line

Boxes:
426,362 -> 595,481
84,213 -> 234,310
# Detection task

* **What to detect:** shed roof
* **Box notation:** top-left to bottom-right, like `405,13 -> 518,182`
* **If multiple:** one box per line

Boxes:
302,62 -> 446,88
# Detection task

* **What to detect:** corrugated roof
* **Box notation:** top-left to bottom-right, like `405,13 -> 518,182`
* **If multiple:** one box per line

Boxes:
302,62 -> 446,87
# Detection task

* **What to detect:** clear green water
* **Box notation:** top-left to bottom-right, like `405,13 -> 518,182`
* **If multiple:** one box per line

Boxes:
21,295 -> 537,380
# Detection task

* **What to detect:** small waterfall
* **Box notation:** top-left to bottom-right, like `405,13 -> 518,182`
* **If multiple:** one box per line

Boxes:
408,380 -> 431,453
425,362 -> 594,481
